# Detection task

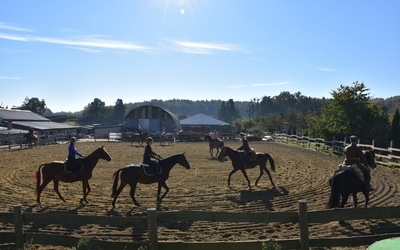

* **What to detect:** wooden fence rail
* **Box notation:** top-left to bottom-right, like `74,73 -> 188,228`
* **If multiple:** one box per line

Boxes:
1,202 -> 400,250
274,134 -> 400,168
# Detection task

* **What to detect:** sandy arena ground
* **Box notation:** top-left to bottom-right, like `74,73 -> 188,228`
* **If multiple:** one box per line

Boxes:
1,140 -> 400,249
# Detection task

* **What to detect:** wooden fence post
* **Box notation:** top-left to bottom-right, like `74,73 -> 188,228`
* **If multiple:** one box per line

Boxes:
147,208 -> 158,250
298,200 -> 309,250
13,204 -> 24,250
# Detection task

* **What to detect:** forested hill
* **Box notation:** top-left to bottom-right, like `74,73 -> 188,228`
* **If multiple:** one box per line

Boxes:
124,99 -> 249,118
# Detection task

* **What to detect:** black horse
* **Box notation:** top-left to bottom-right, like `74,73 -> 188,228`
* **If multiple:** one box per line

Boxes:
217,146 -> 276,189
326,150 -> 376,209
111,153 -> 191,207
204,134 -> 224,157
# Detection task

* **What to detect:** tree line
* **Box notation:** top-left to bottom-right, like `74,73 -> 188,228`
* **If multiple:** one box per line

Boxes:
16,81 -> 400,147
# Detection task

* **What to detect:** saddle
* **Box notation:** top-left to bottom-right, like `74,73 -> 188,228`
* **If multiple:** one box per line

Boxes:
336,164 -> 365,182
64,160 -> 83,174
140,162 -> 162,177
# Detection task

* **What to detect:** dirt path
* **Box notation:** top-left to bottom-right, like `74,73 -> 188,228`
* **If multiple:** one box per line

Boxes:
1,141 -> 400,249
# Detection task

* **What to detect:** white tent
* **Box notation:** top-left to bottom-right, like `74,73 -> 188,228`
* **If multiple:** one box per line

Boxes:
180,113 -> 228,126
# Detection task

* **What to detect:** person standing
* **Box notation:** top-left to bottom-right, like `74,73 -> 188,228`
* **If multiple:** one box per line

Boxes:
343,135 -> 373,191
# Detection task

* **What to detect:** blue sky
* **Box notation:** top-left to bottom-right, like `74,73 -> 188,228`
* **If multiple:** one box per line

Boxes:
1,1 -> 399,112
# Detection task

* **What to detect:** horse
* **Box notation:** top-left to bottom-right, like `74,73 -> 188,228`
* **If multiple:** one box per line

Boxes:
111,153 -> 191,207
217,146 -> 276,189
156,131 -> 175,145
34,146 -> 112,204
130,131 -> 148,146
23,133 -> 38,147
326,150 -> 377,209
204,134 -> 224,157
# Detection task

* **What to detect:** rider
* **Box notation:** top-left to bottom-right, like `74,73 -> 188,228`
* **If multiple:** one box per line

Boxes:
213,130 -> 219,140
237,132 -> 252,167
343,135 -> 373,191
67,137 -> 85,176
27,127 -> 35,140
143,137 -> 162,180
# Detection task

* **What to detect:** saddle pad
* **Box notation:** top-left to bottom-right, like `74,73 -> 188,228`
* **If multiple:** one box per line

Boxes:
140,163 -> 162,176
338,164 -> 365,182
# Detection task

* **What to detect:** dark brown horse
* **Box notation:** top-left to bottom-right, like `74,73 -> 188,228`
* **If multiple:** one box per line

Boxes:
204,134 -> 224,157
23,133 -> 38,147
218,146 -> 276,189
111,153 -> 191,207
35,146 -> 112,204
130,131 -> 148,146
326,150 -> 376,209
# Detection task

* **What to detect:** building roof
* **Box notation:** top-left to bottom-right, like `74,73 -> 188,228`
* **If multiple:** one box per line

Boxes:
180,113 -> 229,126
12,121 -> 79,130
0,109 -> 49,121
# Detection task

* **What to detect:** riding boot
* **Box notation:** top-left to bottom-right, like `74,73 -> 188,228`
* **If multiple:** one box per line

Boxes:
359,164 -> 374,192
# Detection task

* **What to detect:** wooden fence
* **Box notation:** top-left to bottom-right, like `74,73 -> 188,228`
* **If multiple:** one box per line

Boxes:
1,201 -> 400,250
274,134 -> 400,168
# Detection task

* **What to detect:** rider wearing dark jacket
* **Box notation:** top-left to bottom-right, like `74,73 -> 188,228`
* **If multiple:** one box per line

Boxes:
143,137 -> 162,178
237,132 -> 252,167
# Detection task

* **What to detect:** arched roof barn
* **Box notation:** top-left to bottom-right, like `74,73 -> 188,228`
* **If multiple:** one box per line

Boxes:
121,105 -> 181,134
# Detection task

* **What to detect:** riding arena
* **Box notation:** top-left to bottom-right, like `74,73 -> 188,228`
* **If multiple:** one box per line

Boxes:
1,139 -> 400,249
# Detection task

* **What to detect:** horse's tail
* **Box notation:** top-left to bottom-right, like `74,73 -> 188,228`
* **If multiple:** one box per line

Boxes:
265,153 -> 275,172
326,174 -> 341,209
111,169 -> 122,198
34,164 -> 45,197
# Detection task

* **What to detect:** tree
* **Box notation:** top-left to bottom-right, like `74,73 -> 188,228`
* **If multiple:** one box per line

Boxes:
389,109 -> 400,147
114,99 -> 126,122
82,98 -> 106,122
20,97 -> 47,115
316,81 -> 389,143
216,99 -> 240,124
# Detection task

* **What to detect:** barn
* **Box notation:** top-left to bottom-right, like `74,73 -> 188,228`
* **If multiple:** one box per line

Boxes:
0,108 -> 80,144
120,105 -> 181,137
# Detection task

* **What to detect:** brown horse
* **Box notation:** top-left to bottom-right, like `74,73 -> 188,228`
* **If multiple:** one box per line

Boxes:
156,131 -> 175,145
218,146 -> 276,189
130,131 -> 148,146
23,133 -> 38,147
35,146 -> 112,204
111,153 -> 191,207
204,134 -> 224,157
326,150 -> 377,209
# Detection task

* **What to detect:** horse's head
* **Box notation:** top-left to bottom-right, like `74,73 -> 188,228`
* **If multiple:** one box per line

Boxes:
178,153 -> 191,169
97,146 -> 112,162
365,149 -> 377,169
217,146 -> 227,161
204,134 -> 210,141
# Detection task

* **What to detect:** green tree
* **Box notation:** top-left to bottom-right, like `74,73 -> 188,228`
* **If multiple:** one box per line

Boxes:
82,98 -> 106,122
114,98 -> 126,122
216,99 -> 240,124
20,97 -> 47,115
317,81 -> 389,143
389,109 -> 400,147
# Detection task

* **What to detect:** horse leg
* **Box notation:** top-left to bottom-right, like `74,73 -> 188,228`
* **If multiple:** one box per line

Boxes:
228,169 -> 239,186
256,165 -> 275,188
363,190 -> 369,207
340,193 -> 350,208
53,179 -> 66,202
81,180 -> 91,203
36,176 -> 53,204
239,168 -> 252,190
352,193 -> 358,207
157,181 -> 169,203
129,183 -> 141,206
111,182 -> 127,207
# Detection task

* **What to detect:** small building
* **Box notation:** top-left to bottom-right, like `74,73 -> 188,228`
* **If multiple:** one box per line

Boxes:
179,113 -> 233,140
